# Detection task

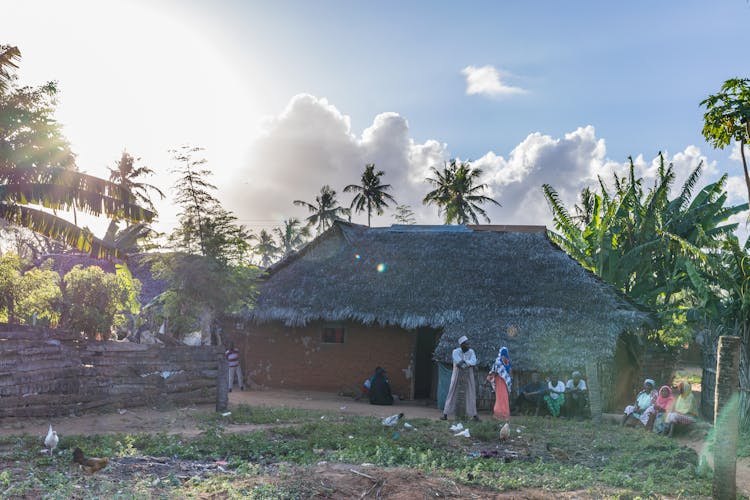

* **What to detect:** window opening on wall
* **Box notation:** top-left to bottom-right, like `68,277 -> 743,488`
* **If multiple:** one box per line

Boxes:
322,325 -> 345,343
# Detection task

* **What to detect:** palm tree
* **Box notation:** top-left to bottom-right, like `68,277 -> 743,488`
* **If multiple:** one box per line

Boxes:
274,218 -> 311,257
293,185 -> 350,234
423,160 -> 500,224
0,46 -> 154,258
108,151 -> 165,213
344,164 -> 396,226
252,229 -> 280,267
0,45 -> 21,93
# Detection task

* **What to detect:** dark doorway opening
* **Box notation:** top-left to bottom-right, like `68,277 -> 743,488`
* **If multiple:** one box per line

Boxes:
414,327 -> 440,399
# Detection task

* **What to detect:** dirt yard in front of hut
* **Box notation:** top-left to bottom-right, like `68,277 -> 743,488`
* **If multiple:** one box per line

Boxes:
0,390 -> 750,498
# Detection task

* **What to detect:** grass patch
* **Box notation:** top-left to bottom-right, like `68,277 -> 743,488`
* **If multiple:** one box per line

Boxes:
0,410 -> 712,498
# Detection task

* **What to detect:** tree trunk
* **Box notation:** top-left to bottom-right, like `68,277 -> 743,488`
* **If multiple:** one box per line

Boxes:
740,137 -> 750,205
216,352 -> 229,412
199,306 -> 213,345
713,335 -> 741,500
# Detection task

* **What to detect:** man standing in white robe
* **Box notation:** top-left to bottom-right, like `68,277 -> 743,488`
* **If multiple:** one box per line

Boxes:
441,335 -> 479,421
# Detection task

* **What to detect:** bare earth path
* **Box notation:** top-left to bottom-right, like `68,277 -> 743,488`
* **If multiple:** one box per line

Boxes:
1,388 -> 749,496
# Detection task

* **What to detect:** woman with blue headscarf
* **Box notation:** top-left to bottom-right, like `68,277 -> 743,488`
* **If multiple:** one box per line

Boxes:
486,346 -> 512,420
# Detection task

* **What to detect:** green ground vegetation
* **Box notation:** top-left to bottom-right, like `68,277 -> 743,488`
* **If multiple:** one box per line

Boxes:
0,407 -> 714,498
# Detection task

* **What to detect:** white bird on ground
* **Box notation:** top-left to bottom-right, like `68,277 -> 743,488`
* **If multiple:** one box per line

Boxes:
454,428 -> 471,438
499,422 -> 511,441
44,425 -> 58,457
449,423 -> 464,432
381,413 -> 404,427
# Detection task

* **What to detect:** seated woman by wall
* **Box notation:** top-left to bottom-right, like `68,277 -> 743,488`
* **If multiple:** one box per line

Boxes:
663,381 -> 696,437
369,366 -> 394,405
622,379 -> 657,427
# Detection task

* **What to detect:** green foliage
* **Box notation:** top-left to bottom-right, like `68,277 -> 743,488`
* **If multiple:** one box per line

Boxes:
294,185 -> 350,234
0,412 -> 712,498
252,229 -> 280,267
0,46 -> 154,258
700,78 -> 750,150
392,204 -> 417,224
423,160 -> 500,224
0,254 -> 61,325
154,146 -> 257,340
344,164 -> 396,226
274,218 -> 310,258
61,264 -> 141,338
544,154 -> 747,347
15,258 -> 61,326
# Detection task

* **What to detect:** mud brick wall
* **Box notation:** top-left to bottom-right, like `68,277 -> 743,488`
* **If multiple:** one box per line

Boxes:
0,324 -> 220,418
224,320 -> 416,400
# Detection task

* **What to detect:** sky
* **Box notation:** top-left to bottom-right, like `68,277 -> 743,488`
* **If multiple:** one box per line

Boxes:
3,0 -> 750,238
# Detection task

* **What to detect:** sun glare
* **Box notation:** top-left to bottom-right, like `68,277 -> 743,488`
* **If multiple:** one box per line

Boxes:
4,0 -> 260,235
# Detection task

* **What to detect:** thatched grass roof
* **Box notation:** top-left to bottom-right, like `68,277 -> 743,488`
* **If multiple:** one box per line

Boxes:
248,222 -> 650,370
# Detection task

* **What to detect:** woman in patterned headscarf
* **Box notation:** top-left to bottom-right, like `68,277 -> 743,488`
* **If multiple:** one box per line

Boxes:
486,346 -> 512,420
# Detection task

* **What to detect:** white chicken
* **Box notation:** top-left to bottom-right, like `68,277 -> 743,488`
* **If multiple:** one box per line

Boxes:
453,428 -> 471,438
44,424 -> 58,457
449,423 -> 464,432
381,413 -> 404,427
499,422 -> 511,441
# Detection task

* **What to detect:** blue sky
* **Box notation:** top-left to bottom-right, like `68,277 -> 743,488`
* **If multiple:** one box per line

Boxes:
4,1 -> 749,234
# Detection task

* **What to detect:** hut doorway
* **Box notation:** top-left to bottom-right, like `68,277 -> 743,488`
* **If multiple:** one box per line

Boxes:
414,327 -> 440,399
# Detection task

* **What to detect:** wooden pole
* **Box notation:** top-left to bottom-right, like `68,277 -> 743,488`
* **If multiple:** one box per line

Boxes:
585,360 -> 602,423
216,353 -> 229,412
713,335 -> 741,500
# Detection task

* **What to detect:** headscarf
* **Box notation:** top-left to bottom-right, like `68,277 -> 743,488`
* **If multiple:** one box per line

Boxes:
656,385 -> 674,411
672,381 -> 695,415
644,379 -> 655,389
489,346 -> 512,393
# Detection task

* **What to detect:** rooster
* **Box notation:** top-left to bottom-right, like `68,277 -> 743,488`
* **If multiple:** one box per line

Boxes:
44,425 -> 58,457
72,447 -> 109,474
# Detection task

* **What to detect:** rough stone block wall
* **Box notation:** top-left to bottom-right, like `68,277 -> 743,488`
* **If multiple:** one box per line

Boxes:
0,324 -> 220,418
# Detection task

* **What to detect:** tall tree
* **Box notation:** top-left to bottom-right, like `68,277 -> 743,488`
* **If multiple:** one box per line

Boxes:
253,229 -> 280,267
392,204 -> 416,225
107,151 -> 165,212
344,164 -> 396,226
423,160 -> 500,224
701,78 -> 750,204
294,185 -> 349,234
0,45 -> 153,258
274,218 -> 310,257
153,146 -> 256,344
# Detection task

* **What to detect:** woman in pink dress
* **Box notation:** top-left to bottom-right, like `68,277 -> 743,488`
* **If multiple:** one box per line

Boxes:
486,346 -> 512,420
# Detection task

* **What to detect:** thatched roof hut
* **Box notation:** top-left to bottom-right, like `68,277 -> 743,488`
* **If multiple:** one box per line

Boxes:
247,221 -> 650,371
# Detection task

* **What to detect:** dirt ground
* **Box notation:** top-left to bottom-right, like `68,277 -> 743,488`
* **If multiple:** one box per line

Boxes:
2,388 -> 749,498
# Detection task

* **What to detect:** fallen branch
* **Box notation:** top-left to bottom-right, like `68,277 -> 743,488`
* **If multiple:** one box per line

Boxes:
349,468 -> 376,481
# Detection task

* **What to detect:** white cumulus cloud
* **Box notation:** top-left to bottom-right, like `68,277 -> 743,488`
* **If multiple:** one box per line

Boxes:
461,65 -> 525,98
225,94 -> 747,241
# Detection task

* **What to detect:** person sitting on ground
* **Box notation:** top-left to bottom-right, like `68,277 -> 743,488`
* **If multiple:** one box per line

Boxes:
622,379 -> 657,427
513,372 -> 546,416
651,385 -> 675,434
565,371 -> 588,419
544,373 -> 566,417
664,381 -> 696,437
369,366 -> 394,405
